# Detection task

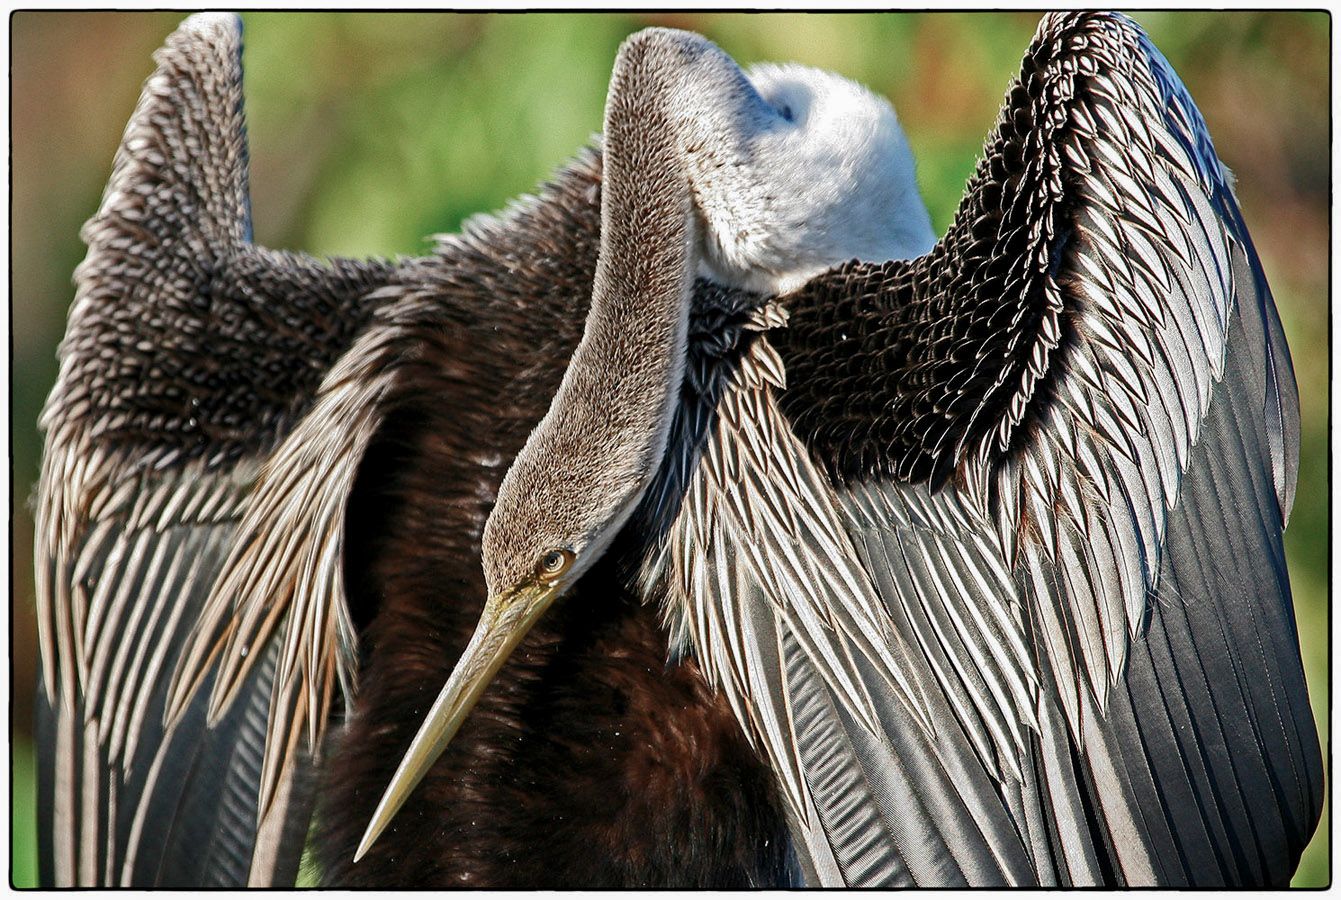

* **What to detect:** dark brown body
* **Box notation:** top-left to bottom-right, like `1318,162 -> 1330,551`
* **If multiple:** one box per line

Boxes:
315,153 -> 791,887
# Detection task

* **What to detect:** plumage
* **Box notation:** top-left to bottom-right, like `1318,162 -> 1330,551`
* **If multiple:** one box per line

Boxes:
34,9 -> 1320,890
34,14 -> 395,886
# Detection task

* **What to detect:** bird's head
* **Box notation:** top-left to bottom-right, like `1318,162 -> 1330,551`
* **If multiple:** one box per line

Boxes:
477,402 -> 653,642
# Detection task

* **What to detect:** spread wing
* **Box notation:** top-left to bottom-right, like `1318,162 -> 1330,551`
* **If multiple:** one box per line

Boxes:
34,14 -> 396,885
659,11 -> 1320,886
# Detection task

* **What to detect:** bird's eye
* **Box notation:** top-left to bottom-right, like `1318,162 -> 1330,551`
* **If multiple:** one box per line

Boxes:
536,548 -> 574,582
779,104 -> 794,122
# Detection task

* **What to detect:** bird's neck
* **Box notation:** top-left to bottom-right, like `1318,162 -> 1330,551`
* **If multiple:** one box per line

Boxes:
530,36 -> 703,520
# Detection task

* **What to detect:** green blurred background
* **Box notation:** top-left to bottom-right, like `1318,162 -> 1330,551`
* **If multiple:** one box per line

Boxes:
10,11 -> 1328,887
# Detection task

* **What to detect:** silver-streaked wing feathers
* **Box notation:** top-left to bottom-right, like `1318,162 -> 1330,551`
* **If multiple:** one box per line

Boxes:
655,11 -> 1317,885
35,13 -> 394,885
649,306 -> 1043,885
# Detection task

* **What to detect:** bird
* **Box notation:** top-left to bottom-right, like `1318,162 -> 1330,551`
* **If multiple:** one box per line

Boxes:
355,12 -> 1322,888
33,12 -> 939,887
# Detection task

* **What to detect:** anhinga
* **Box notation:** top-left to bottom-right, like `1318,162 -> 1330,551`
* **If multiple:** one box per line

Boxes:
35,10 -> 1321,888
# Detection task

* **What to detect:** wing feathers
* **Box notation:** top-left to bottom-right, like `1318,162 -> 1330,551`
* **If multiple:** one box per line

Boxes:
36,12 -> 392,885
654,314 -> 1049,885
675,10 -> 1316,886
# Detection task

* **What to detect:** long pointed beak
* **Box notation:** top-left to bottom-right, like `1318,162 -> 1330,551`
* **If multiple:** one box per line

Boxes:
354,581 -> 562,862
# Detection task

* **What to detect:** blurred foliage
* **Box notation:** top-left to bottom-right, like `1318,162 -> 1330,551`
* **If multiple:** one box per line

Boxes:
10,11 -> 1328,888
